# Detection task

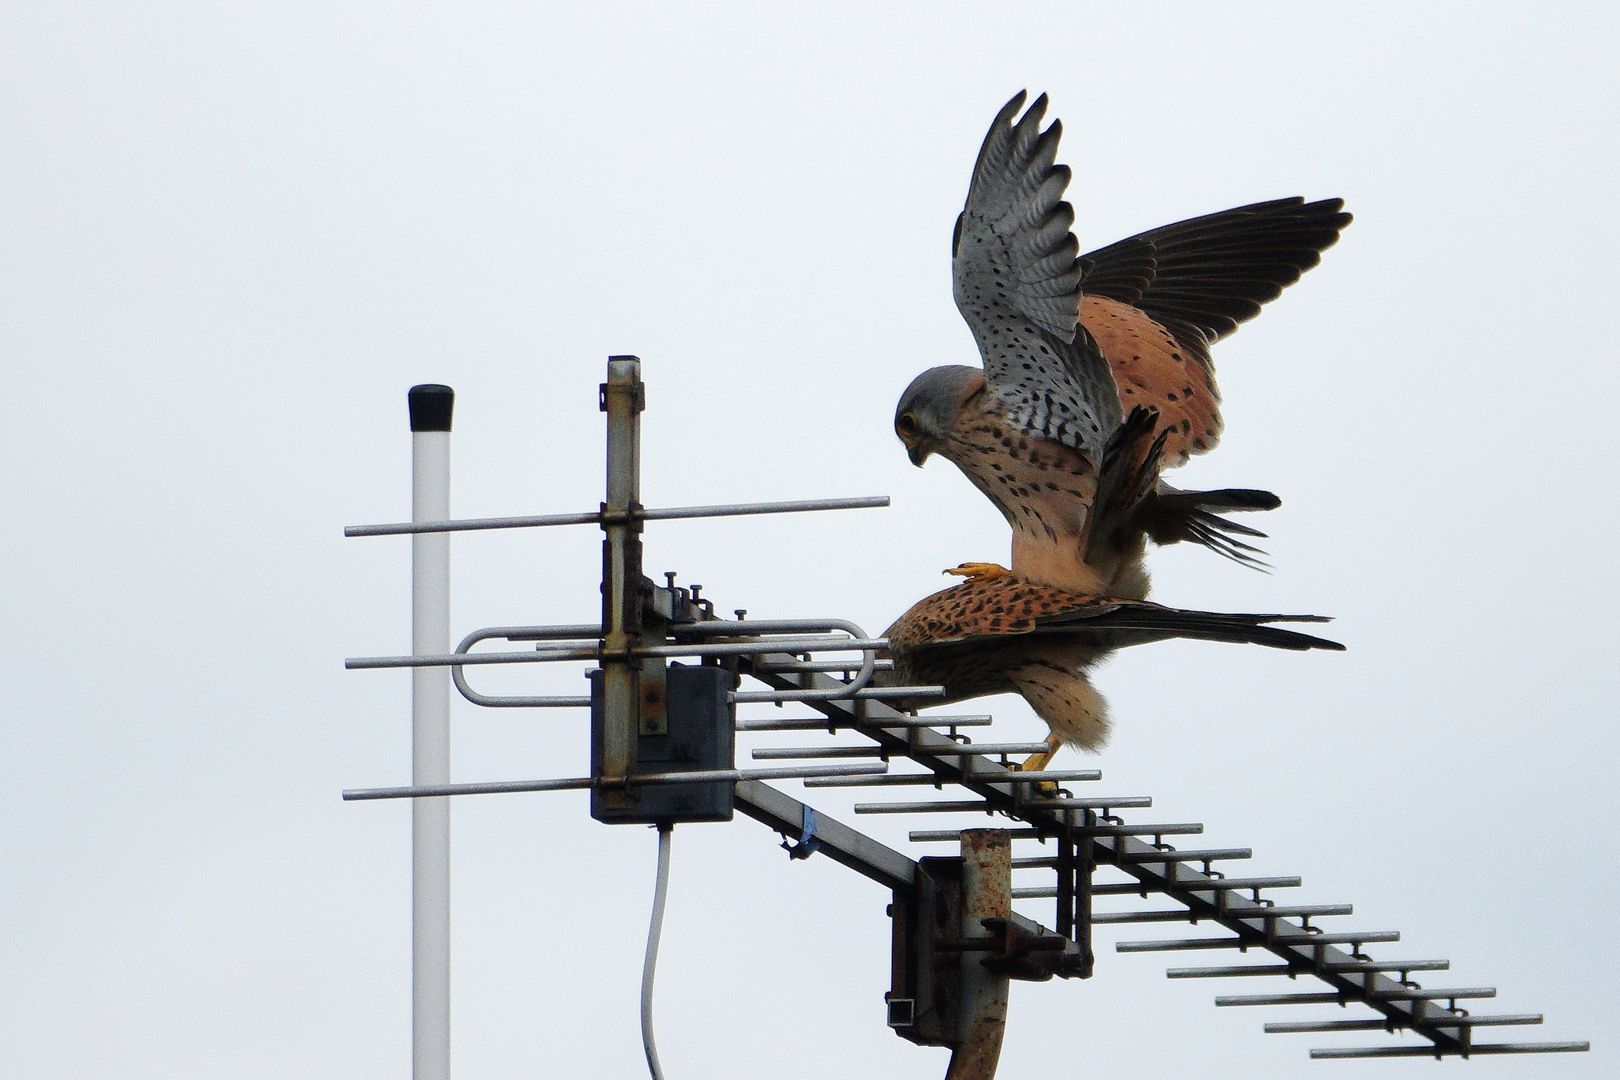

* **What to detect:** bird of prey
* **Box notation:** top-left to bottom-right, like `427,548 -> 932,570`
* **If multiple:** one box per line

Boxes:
894,92 -> 1350,597
879,563 -> 1344,769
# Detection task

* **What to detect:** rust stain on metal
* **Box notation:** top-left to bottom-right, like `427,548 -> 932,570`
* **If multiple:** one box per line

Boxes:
639,660 -> 668,735
947,829 -> 1012,1079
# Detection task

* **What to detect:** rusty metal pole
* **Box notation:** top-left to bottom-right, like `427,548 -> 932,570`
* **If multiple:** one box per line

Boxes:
598,356 -> 644,812
946,829 -> 1012,1080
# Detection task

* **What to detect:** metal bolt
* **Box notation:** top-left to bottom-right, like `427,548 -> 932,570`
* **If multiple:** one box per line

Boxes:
734,609 -> 747,620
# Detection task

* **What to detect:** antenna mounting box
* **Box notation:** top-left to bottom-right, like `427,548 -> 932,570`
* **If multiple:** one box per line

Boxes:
589,663 -> 737,825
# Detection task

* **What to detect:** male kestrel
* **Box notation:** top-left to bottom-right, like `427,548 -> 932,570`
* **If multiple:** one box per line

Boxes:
894,92 -> 1350,597
879,563 -> 1344,768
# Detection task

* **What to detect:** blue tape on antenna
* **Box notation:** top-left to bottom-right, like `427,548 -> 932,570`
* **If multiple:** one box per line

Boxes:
781,804 -> 821,860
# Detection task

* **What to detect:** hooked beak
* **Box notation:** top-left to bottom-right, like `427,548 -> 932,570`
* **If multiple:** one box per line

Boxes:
906,442 -> 933,468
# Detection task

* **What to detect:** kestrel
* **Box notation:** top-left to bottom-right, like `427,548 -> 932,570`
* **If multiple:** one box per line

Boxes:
879,563 -> 1344,768
894,92 -> 1350,596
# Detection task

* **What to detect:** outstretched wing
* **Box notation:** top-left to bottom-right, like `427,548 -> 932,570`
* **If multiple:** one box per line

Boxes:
1080,197 -> 1351,466
952,91 -> 1121,468
1083,196 -> 1352,352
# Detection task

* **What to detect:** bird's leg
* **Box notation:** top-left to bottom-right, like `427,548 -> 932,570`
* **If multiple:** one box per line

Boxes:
1017,731 -> 1064,790
944,561 -> 1013,581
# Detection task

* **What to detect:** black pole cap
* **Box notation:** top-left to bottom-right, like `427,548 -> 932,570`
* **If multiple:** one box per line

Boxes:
408,384 -> 455,432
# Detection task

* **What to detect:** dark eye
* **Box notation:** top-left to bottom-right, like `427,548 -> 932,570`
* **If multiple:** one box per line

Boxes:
897,413 -> 917,435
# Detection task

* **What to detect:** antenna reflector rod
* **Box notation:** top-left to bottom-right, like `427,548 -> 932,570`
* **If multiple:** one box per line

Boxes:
344,495 -> 890,537
1093,876 -> 1302,895
1321,959 -> 1450,972
753,741 -> 1051,760
1116,937 -> 1256,953
1217,904 -> 1353,920
1418,1014 -> 1546,1028
1167,964 -> 1302,979
343,762 -> 888,801
854,800 -> 995,814
738,713 -> 992,733
1267,931 -> 1402,946
1119,847 -> 1251,862
1309,1042 -> 1588,1059
1019,796 -> 1153,810
1370,986 -> 1498,1001
1268,1014 -> 1542,1034
806,766 -> 1099,788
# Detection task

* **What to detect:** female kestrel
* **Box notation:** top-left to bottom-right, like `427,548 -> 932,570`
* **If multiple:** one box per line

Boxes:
879,563 -> 1344,769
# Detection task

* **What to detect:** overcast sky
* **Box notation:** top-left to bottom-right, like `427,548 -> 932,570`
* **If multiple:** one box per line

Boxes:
4,3 -> 1616,1077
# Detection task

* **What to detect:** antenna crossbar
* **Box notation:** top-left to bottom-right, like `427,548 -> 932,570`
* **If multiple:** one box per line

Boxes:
344,495 -> 890,537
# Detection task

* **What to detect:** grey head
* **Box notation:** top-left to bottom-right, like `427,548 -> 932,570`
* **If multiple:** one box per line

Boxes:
894,364 -> 984,467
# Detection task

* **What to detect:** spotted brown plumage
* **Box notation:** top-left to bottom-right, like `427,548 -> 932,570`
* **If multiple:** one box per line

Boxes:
895,93 -> 1350,590
1084,294 -> 1221,470
878,565 -> 1344,757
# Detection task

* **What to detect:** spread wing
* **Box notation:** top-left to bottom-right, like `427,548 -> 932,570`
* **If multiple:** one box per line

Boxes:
1082,196 -> 1352,354
952,91 -> 1121,468
1080,197 -> 1351,466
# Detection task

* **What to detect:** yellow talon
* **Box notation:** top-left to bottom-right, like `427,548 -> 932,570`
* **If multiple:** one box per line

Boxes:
945,561 -> 1013,581
1018,735 -> 1063,793
1018,750 -> 1055,774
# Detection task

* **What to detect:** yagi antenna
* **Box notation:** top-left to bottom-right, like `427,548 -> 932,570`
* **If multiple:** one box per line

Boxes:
342,357 -> 1588,1077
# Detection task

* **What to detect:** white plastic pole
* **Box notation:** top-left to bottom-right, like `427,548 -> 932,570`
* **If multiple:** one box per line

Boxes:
409,384 -> 453,1080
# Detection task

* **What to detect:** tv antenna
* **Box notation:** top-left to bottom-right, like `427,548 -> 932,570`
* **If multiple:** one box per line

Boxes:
342,357 -> 1588,1077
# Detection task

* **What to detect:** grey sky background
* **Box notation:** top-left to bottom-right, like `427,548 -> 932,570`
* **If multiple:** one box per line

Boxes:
4,3 -> 1616,1076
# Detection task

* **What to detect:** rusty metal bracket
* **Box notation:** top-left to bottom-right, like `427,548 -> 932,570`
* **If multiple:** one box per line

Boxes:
945,830 -> 1012,1080
977,917 -> 1080,981
887,829 -> 1070,1077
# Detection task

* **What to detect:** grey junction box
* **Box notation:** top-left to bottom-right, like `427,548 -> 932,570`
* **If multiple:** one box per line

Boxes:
589,662 -> 737,825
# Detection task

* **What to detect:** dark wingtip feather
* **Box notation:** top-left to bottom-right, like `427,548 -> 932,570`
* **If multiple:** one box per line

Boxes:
1080,196 -> 1354,347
